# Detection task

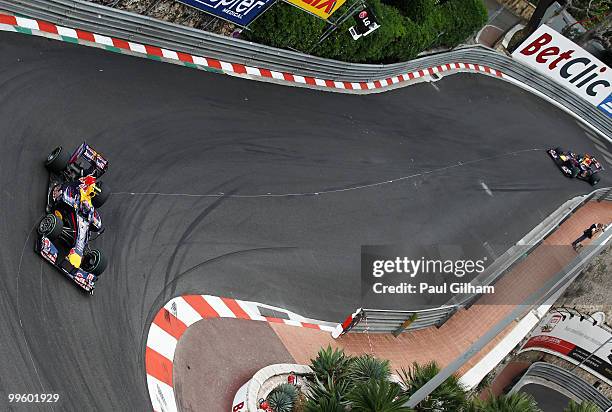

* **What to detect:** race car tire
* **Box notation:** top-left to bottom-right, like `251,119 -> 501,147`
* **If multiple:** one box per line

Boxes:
589,174 -> 600,186
82,249 -> 107,276
92,181 -> 110,208
37,214 -> 63,240
44,146 -> 69,173
554,147 -> 564,154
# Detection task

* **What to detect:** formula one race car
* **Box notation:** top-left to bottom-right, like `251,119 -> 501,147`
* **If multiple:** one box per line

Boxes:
36,143 -> 111,294
548,147 -> 603,186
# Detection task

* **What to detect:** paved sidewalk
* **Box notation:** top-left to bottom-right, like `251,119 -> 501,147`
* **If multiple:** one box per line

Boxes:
172,200 -> 612,408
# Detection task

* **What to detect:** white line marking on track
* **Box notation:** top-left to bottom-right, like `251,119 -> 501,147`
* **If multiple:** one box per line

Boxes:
480,181 -> 493,196
112,148 -> 541,199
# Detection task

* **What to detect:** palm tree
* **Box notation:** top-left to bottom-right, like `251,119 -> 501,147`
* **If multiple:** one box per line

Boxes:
564,400 -> 601,412
310,345 -> 353,383
306,374 -> 352,406
348,379 -> 413,412
475,392 -> 542,412
348,355 -> 392,383
399,361 -> 468,411
303,397 -> 346,412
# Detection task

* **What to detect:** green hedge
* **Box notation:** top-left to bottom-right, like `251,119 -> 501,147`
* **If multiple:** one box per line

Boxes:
245,0 -> 487,63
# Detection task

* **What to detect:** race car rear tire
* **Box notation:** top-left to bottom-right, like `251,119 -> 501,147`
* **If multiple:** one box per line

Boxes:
37,214 -> 63,241
44,146 -> 69,173
589,174 -> 601,186
554,147 -> 564,154
92,181 -> 110,208
82,249 -> 107,276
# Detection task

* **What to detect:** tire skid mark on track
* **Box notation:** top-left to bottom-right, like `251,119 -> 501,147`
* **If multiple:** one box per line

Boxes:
15,217 -> 48,396
113,148 -> 543,199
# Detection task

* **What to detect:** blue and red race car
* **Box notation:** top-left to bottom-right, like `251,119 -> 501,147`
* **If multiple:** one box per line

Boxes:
36,143 -> 110,294
548,147 -> 603,186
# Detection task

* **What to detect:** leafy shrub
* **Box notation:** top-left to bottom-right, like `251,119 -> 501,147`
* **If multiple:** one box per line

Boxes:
267,383 -> 298,412
347,355 -> 391,383
245,0 -> 487,63
309,346 -> 353,382
306,375 -> 352,405
303,396 -> 346,412
347,380 -> 411,411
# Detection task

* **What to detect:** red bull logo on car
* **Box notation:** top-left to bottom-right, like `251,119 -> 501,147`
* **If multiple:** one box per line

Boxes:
512,25 -> 612,117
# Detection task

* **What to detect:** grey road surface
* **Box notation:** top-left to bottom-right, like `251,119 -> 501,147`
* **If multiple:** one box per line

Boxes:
1,32 -> 610,410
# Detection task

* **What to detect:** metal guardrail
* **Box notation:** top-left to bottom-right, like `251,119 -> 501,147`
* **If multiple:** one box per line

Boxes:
1,0 -> 611,137
513,362 -> 612,411
345,187 -> 612,334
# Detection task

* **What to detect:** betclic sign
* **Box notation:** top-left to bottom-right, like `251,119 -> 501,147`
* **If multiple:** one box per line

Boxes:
512,25 -> 612,117
178,0 -> 275,26
284,0 -> 346,20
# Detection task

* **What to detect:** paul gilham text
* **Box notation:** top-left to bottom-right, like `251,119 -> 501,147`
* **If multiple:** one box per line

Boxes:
373,282 -> 495,295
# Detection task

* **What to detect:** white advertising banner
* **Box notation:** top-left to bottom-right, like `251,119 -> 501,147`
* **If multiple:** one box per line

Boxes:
512,25 -> 612,117
520,313 -> 612,382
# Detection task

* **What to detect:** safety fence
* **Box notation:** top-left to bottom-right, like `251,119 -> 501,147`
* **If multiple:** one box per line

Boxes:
338,187 -> 612,335
0,0 -> 610,138
512,362 -> 612,410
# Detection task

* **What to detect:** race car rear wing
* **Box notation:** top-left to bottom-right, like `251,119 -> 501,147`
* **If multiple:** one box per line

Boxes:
68,142 -> 109,176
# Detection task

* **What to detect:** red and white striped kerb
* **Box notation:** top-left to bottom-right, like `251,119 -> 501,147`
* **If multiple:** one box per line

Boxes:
145,294 -> 336,412
0,12 -> 504,93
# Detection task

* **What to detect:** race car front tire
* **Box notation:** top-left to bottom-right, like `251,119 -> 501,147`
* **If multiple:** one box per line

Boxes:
589,174 -> 601,186
38,214 -> 63,241
82,249 -> 107,276
44,146 -> 69,173
92,181 -> 110,208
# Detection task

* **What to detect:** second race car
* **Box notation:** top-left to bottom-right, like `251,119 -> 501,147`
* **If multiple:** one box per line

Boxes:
547,147 -> 603,186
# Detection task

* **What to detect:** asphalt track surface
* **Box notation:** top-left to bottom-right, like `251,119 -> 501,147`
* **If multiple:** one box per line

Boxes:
1,32 -> 611,410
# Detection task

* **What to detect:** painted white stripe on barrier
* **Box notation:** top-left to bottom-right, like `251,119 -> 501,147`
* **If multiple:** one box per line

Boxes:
147,323 -> 178,361
128,42 -> 147,54
293,75 -> 306,84
366,82 -> 375,89
93,33 -> 114,46
283,319 -> 303,327
220,61 -> 233,72
271,71 -> 285,80
314,78 -> 327,87
57,26 -> 78,38
380,79 -> 389,86
192,56 -> 207,66
391,76 -> 399,84
147,375 -> 178,412
203,295 -> 236,318
170,297 -> 204,327
15,17 -> 38,30
351,82 -> 361,89
161,49 -> 179,60
246,66 -> 261,76
319,325 -> 336,332
333,81 -> 344,88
